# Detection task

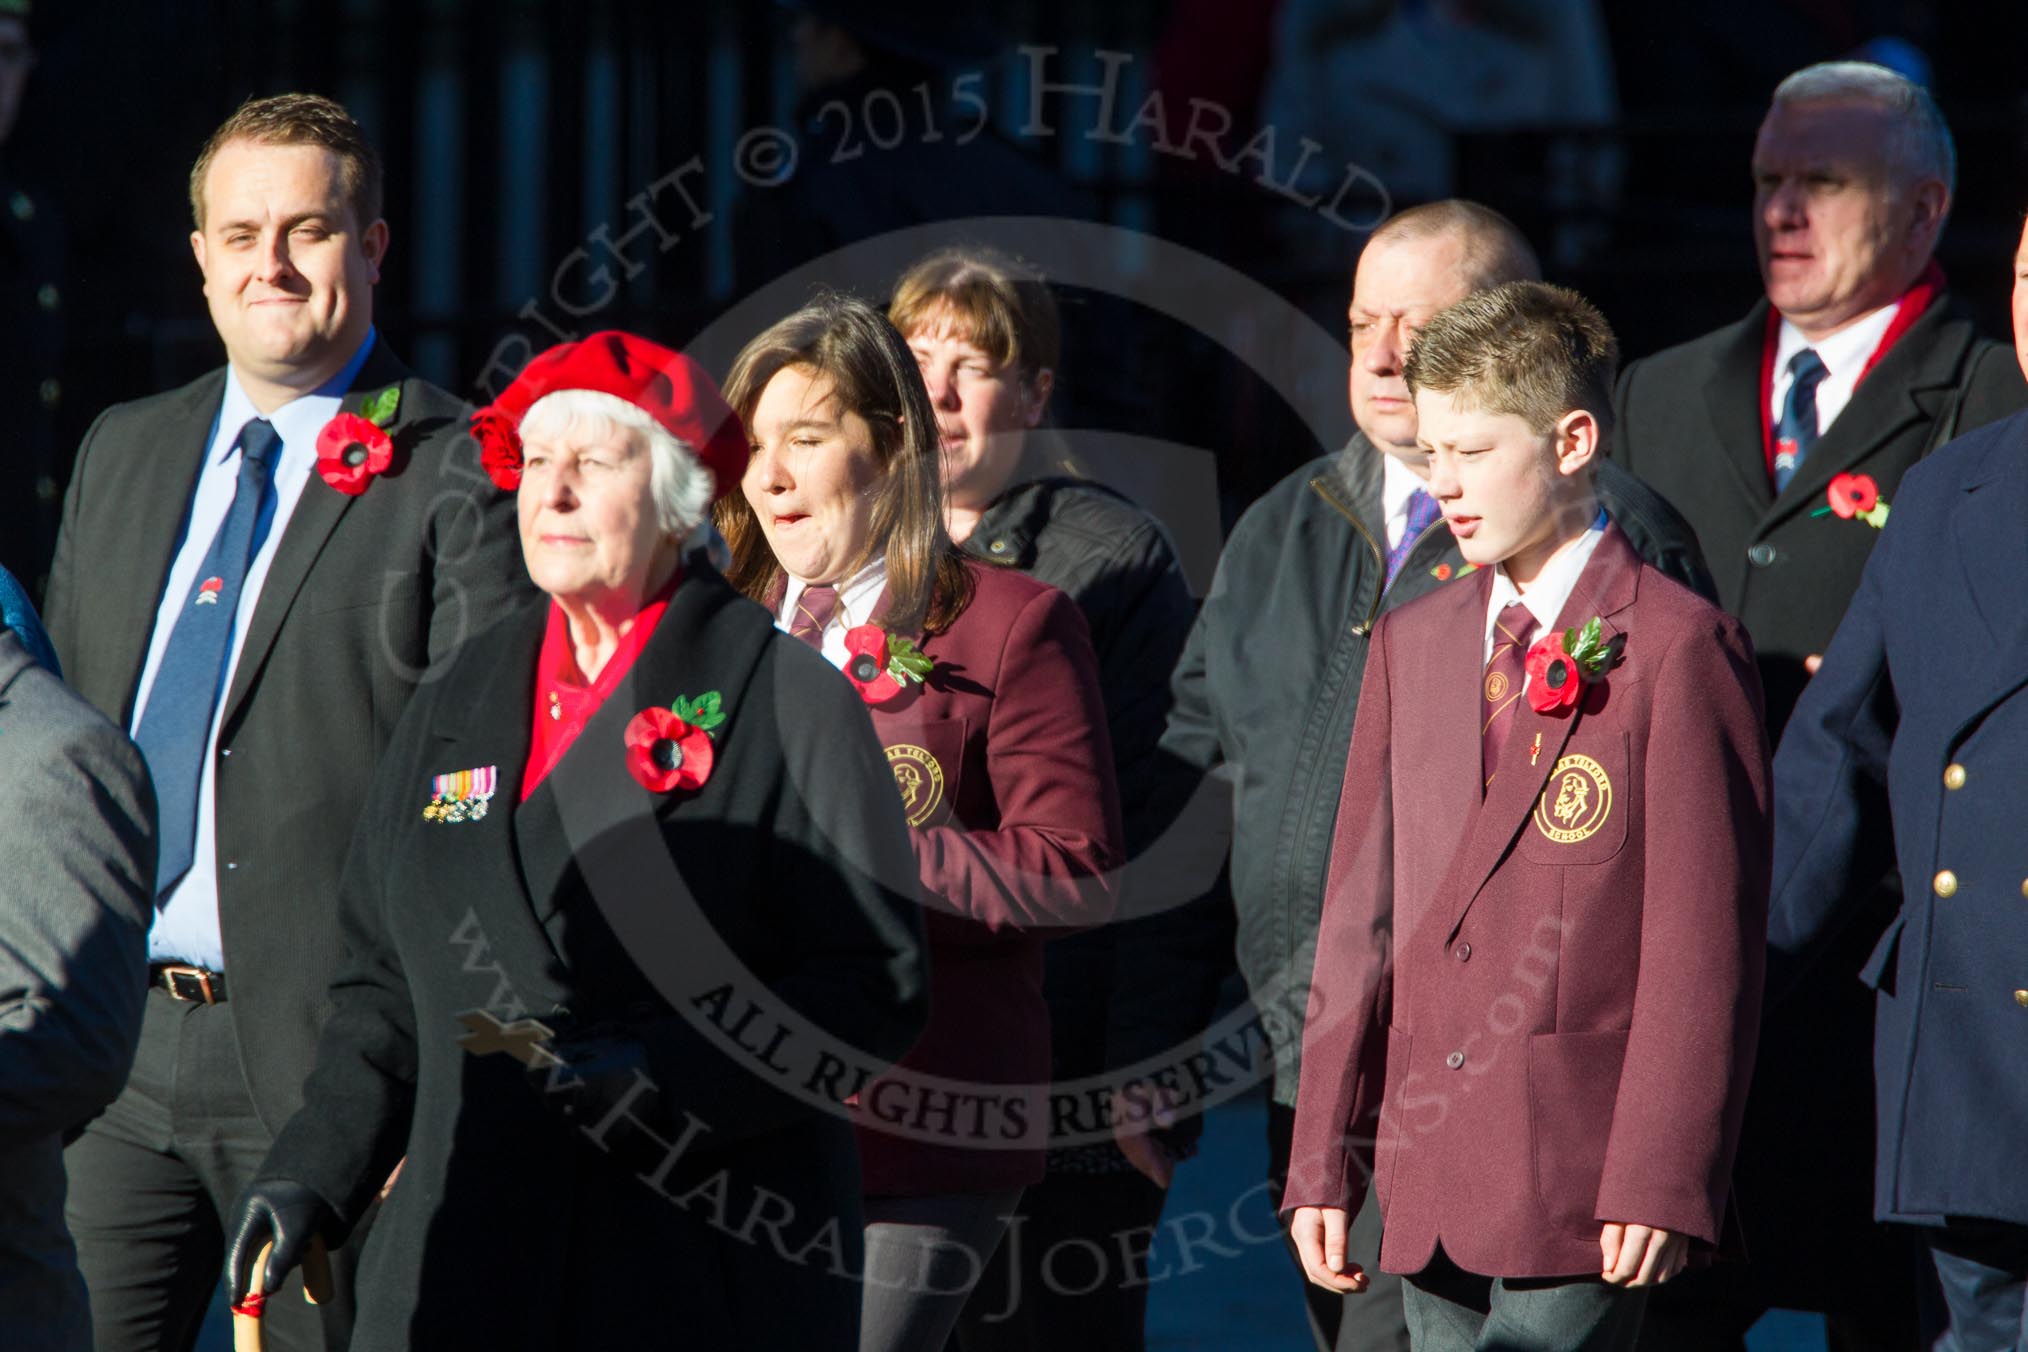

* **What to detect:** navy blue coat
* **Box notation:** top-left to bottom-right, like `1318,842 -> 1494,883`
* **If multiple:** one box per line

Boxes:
1770,406 -> 2028,1228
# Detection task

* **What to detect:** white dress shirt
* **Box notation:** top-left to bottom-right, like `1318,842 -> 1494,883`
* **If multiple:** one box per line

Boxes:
1483,509 -> 1608,665
1769,302 -> 1898,440
776,556 -> 888,671
137,331 -> 377,968
1380,451 -> 1434,551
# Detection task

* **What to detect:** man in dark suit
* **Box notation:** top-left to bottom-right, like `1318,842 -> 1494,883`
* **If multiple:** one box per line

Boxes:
1613,61 -> 2026,1348
1285,281 -> 1770,1350
1769,219 -> 2028,1349
44,93 -> 524,1352
1151,199 -> 1710,1352
1613,59 -> 2024,736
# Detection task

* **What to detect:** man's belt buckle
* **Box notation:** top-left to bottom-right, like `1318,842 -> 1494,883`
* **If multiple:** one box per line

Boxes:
160,965 -> 219,1005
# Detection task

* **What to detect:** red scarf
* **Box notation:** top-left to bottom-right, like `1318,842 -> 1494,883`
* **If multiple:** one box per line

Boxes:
521,572 -> 680,801
1758,260 -> 1945,479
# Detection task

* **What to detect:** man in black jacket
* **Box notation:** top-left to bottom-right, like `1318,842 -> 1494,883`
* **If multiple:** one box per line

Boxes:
1153,199 -> 1712,1352
1614,62 -> 2027,1352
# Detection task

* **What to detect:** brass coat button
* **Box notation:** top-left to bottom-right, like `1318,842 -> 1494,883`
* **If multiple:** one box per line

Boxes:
1944,763 -> 1967,791
2016,990 -> 2028,1009
1934,870 -> 1958,899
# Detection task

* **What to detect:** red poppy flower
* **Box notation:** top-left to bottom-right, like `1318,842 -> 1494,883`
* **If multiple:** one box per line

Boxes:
473,409 -> 524,490
623,707 -> 714,793
315,413 -> 393,495
1826,472 -> 1879,520
842,624 -> 905,704
1524,633 -> 1584,713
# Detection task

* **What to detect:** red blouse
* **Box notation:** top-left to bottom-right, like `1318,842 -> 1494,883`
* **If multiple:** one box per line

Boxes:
521,576 -> 678,800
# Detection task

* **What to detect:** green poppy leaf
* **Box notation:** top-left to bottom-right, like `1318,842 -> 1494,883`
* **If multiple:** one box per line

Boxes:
360,383 -> 401,428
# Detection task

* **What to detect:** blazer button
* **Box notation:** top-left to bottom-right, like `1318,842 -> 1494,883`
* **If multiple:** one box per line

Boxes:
1445,1050 -> 1465,1070
1455,942 -> 1472,962
988,539 -> 1009,554
1944,763 -> 1966,791
1747,543 -> 1779,567
1934,870 -> 1958,898
2016,990 -> 2028,1009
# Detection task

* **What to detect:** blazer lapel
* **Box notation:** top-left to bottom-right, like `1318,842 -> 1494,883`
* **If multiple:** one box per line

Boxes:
1700,303 -> 1778,518
1439,528 -> 1642,939
106,372 -> 226,723
1763,301 -> 1972,530
220,342 -> 418,728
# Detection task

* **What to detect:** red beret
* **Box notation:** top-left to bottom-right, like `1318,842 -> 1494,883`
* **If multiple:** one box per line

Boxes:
471,331 -> 746,500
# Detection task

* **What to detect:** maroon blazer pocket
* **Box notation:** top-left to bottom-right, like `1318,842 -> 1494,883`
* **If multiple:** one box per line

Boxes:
876,717 -> 967,830
1528,1028 -> 1629,1234
1516,732 -> 1630,867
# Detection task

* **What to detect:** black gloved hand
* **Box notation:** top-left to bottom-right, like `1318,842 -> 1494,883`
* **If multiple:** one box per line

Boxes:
224,1179 -> 332,1308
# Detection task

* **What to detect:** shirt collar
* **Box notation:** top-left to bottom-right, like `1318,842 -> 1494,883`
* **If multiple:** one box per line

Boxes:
1486,508 -> 1608,653
1773,303 -> 1896,384
1379,451 -> 1427,530
215,327 -> 379,464
780,554 -> 888,630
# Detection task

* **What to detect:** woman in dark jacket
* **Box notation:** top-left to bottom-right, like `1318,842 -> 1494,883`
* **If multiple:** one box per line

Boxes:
717,296 -> 1123,1352
890,246 -> 1220,1352
222,333 -> 929,1350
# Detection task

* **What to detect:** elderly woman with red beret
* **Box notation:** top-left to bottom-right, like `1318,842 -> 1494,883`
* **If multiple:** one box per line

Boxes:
717,296 -> 1123,1352
222,332 -> 929,1351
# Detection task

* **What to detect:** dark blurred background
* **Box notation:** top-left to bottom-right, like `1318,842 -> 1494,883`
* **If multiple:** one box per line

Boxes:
5,0 -> 2026,591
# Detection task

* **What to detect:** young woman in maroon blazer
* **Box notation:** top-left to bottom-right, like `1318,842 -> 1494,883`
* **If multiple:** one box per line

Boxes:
716,295 -> 1123,1352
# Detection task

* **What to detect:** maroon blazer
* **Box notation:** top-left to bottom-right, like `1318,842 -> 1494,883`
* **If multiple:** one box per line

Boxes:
1282,525 -> 1771,1279
849,560 -> 1122,1196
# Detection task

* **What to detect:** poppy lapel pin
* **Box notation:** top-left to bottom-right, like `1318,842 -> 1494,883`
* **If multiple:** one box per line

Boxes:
624,690 -> 726,793
316,383 -> 401,496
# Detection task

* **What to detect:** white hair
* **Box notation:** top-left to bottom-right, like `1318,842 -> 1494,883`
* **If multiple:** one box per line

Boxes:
518,388 -> 715,538
1771,61 -> 1956,198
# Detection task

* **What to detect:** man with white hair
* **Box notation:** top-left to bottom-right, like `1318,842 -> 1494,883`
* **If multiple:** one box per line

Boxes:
1615,62 -> 2027,1350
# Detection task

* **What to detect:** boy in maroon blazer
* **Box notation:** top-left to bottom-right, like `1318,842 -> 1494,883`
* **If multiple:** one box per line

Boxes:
1282,282 -> 1772,1349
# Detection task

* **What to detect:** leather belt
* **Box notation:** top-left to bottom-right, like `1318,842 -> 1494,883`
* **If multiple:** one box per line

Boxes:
150,962 -> 228,1004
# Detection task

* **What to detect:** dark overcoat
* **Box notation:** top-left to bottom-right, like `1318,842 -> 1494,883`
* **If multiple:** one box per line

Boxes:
1771,408 -> 2028,1228
258,568 -> 929,1350
1613,295 -> 2025,734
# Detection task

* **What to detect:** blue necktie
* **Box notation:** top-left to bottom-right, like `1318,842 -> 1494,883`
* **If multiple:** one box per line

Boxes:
1772,349 -> 1828,492
1384,488 -> 1442,589
134,419 -> 283,901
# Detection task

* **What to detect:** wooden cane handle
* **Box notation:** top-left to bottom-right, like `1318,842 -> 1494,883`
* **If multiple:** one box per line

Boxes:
302,1234 -> 333,1305
231,1240 -> 271,1352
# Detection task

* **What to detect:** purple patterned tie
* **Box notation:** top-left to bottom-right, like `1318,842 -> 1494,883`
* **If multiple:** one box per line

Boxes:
1385,488 -> 1443,589
1481,601 -> 1535,795
788,583 -> 838,650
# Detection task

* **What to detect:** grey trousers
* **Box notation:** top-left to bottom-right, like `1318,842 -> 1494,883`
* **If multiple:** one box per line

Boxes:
861,1189 -> 1024,1352
1400,1248 -> 1646,1352
63,989 -> 356,1352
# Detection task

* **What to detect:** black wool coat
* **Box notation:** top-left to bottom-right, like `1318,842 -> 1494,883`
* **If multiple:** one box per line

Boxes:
257,567 -> 929,1350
